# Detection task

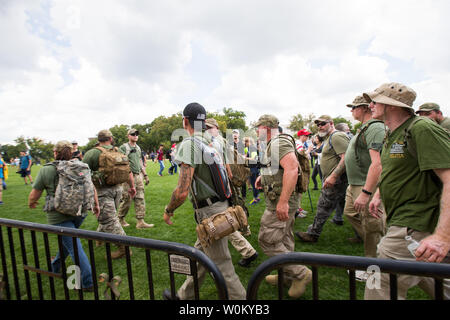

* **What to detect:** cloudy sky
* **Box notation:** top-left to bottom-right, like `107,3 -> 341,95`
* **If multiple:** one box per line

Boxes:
1,0 -> 449,146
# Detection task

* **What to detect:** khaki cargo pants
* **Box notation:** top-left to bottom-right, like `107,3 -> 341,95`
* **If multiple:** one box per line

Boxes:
117,172 -> 146,220
177,200 -> 247,300
364,226 -> 450,300
229,230 -> 256,259
96,185 -> 126,236
258,208 -> 310,281
344,185 -> 386,257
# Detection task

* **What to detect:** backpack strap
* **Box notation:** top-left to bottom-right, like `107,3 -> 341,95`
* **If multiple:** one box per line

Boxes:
403,116 -> 426,160
354,120 -> 384,166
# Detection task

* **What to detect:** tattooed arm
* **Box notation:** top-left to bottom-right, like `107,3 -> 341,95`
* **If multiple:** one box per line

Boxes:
163,163 -> 195,225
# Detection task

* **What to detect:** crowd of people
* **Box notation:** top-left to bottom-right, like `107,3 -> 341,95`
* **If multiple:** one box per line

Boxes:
2,81 -> 449,300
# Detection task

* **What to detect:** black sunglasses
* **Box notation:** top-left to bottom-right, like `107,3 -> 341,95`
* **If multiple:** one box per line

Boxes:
130,132 -> 139,136
317,122 -> 329,127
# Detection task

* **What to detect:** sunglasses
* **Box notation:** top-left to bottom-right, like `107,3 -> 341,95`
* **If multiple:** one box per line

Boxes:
130,132 -> 139,136
351,106 -> 361,110
317,122 -> 329,127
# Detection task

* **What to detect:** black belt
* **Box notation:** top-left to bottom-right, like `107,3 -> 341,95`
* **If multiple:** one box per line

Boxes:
193,196 -> 222,209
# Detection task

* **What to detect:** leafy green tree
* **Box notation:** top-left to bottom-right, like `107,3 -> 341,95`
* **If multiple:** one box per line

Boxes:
288,114 -> 305,132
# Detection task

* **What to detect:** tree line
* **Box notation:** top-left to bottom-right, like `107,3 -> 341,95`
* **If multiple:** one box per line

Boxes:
0,108 -> 354,164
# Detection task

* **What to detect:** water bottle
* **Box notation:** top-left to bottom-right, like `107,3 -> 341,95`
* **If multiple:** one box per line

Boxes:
405,235 -> 420,257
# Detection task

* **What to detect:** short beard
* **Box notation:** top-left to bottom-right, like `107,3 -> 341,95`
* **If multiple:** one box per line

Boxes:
318,130 -> 328,138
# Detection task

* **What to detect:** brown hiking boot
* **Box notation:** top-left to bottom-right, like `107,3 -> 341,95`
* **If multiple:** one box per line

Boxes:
295,232 -> 318,243
110,246 -> 132,259
119,218 -> 130,227
288,269 -> 312,298
136,219 -> 154,229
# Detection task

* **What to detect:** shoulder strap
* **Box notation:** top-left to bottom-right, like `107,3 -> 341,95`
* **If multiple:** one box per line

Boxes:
327,131 -> 338,152
95,146 -> 107,154
403,116 -> 426,159
354,120 -> 384,165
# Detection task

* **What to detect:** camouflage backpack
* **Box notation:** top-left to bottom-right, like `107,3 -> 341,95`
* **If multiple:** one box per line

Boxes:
95,147 -> 131,186
46,159 -> 95,216
228,148 -> 251,187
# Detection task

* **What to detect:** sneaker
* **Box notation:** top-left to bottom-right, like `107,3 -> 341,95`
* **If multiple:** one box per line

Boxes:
158,173 -> 163,177
249,198 -> 260,205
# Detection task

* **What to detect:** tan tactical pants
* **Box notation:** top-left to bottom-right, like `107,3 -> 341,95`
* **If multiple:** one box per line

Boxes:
258,208 -> 310,281
364,226 -> 450,300
96,185 -> 126,236
117,173 -> 146,220
177,200 -> 247,300
229,230 -> 256,259
344,185 -> 386,257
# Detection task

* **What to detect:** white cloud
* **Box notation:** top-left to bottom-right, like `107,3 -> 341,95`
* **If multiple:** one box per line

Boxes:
1,0 -> 449,146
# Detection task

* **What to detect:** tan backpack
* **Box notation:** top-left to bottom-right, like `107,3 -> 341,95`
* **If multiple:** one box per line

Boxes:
228,149 -> 250,187
95,147 -> 131,186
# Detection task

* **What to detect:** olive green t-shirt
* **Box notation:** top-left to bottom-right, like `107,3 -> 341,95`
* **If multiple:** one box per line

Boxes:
33,165 -> 74,225
260,135 -> 300,212
345,120 -> 385,185
174,132 -> 218,203
119,143 -> 142,174
320,131 -> 350,180
82,145 -> 114,171
380,116 -> 450,233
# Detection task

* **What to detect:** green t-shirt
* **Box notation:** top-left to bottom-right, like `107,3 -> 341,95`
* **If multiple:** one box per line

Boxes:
119,143 -> 142,174
380,116 -> 450,233
260,135 -> 300,212
174,132 -> 218,203
320,131 -> 350,180
33,165 -> 74,225
345,120 -> 385,185
82,145 -> 114,171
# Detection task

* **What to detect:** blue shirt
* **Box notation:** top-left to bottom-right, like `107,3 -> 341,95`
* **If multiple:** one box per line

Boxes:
20,155 -> 31,169
0,159 -> 4,179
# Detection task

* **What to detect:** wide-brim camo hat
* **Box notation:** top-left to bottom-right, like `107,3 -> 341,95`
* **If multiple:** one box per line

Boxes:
415,103 -> 440,114
254,114 -> 279,128
205,118 -> 219,129
363,82 -> 417,111
54,140 -> 73,152
347,95 -> 369,108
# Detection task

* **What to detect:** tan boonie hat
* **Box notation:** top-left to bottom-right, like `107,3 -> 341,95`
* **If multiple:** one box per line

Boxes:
415,103 -> 440,114
98,129 -> 113,140
254,114 -> 279,128
314,115 -> 333,124
205,118 -> 219,129
363,82 -> 417,110
54,140 -> 73,152
347,95 -> 369,108
127,128 -> 138,135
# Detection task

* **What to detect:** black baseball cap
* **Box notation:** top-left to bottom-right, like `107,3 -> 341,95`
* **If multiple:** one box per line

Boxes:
183,102 -> 206,129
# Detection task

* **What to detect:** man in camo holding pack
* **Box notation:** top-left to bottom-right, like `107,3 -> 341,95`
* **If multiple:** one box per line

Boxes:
255,114 -> 312,299
83,129 -> 137,259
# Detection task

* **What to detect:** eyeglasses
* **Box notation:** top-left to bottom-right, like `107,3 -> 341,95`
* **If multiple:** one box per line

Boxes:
351,106 -> 361,110
317,122 -> 329,127
130,133 -> 139,136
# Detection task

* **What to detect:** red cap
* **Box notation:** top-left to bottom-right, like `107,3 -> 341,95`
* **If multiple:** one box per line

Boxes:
297,129 -> 312,137
171,143 -> 176,148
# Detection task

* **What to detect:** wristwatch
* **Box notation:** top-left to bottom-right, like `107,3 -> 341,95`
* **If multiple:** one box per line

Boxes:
361,189 -> 372,196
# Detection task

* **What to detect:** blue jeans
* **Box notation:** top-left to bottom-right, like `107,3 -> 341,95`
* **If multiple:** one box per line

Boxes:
250,167 -> 260,199
158,160 -> 165,175
51,217 -> 93,289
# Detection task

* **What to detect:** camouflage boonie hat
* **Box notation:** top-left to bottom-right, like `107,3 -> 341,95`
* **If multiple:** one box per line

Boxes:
54,140 -> 73,153
205,118 -> 219,128
347,95 -> 369,108
416,103 -> 440,114
98,129 -> 113,140
314,115 -> 333,124
363,82 -> 417,111
254,114 -> 279,128
127,128 -> 138,135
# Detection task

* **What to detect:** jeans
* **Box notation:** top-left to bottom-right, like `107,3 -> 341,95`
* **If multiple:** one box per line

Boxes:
51,217 -> 93,289
311,164 -> 322,189
158,160 -> 165,175
249,167 -> 260,199
168,161 -> 178,174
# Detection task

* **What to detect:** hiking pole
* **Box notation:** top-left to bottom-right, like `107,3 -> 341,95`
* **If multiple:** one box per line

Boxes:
307,188 -> 314,212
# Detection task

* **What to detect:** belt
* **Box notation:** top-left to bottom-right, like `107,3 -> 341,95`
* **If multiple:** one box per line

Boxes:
193,196 -> 221,209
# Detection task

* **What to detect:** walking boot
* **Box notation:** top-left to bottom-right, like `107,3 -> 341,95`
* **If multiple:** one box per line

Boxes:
295,232 -> 318,243
265,274 -> 291,286
136,219 -> 155,229
110,246 -> 132,259
119,218 -> 130,227
288,269 -> 312,298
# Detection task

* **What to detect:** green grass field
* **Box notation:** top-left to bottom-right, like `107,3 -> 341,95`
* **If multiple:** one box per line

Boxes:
0,161 -> 428,300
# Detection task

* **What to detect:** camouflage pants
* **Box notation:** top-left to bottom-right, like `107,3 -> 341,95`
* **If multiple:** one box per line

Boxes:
344,185 -> 386,257
177,200 -> 246,300
307,175 -> 348,237
117,173 -> 146,220
258,208 -> 310,281
96,185 -> 126,236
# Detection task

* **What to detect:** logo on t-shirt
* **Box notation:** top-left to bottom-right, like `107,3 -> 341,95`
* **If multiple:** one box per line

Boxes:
389,142 -> 405,159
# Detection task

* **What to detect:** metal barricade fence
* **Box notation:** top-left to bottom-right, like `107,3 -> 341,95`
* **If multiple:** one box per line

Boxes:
0,218 -> 228,300
247,252 -> 450,300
